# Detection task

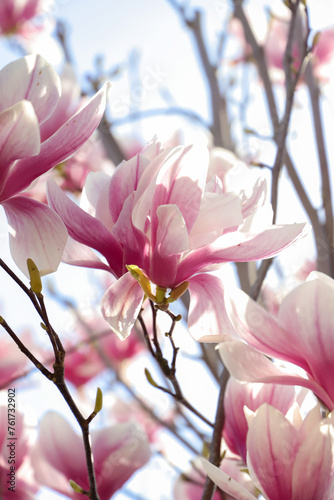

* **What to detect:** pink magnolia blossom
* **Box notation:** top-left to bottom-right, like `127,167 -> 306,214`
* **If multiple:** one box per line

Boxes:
265,14 -> 334,82
31,412 -> 151,499
0,54 -> 108,277
47,144 -> 306,339
223,377 -> 297,463
219,271 -> 334,410
202,404 -> 334,500
0,406 -> 39,499
0,0 -> 44,36
63,315 -> 143,387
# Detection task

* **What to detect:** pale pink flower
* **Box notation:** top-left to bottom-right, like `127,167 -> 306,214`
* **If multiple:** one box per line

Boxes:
0,54 -> 108,277
47,144 -> 306,339
219,271 -> 334,410
32,412 -> 151,499
63,315 -> 143,387
0,406 -> 39,499
223,378 -> 296,463
265,15 -> 334,83
63,346 -> 104,388
202,404 -> 334,500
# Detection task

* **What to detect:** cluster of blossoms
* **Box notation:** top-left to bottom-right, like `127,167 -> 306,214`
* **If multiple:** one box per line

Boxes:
1,15 -> 334,495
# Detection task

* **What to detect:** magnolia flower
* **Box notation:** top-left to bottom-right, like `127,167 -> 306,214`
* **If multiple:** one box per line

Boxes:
47,144 -> 306,339
202,404 -> 334,500
0,0 -> 44,36
31,412 -> 151,499
0,54 -> 108,277
223,378 -> 297,463
219,271 -> 334,410
265,15 -> 334,83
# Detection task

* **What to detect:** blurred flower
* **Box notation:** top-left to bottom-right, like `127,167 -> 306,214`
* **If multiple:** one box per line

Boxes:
0,406 -> 39,499
202,404 -> 334,500
48,144 -> 306,339
0,54 -> 108,276
63,314 -> 143,388
264,15 -> 334,83
220,271 -> 334,410
32,412 -> 151,499
0,331 -> 30,388
0,0 -> 45,37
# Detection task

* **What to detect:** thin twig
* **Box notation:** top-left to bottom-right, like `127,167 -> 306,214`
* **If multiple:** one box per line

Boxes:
201,369 -> 229,500
304,63 -> 334,277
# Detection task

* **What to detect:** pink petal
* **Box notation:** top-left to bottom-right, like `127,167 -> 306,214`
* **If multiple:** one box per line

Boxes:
40,63 -> 81,141
0,100 -> 40,195
81,171 -> 113,231
109,153 -> 150,223
47,178 -> 123,277
225,285 -> 307,368
278,276 -> 334,401
188,274 -> 237,342
62,236 -> 112,273
240,177 -> 267,219
200,459 -> 257,500
0,54 -> 60,124
246,404 -> 298,500
92,421 -> 151,498
151,145 -> 208,239
216,222 -> 309,261
3,83 -> 109,200
2,196 -> 68,277
34,412 -> 86,479
219,340 -> 334,409
223,377 -> 296,463
189,192 -> 243,249
175,222 -> 308,284
156,204 -> 189,256
111,192 -> 147,269
101,272 -> 144,340
292,419 -> 333,499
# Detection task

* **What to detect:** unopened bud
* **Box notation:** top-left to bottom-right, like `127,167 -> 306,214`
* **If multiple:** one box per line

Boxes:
94,387 -> 103,414
27,258 -> 42,294
69,479 -> 85,494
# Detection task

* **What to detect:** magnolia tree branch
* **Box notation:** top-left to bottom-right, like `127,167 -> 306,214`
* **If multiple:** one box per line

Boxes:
0,260 -> 101,500
233,0 -> 324,297
138,305 -> 214,428
201,369 -> 229,500
304,63 -> 334,277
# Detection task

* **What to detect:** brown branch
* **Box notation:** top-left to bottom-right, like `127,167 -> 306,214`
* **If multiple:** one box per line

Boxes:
201,369 -> 230,500
304,63 -> 334,277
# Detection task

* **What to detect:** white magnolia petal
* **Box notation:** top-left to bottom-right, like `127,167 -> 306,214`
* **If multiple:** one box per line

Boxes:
0,100 -> 40,193
101,272 -> 144,340
188,274 -> 237,342
156,204 -> 189,256
0,54 -> 61,124
189,192 -> 243,249
200,459 -> 257,500
3,196 -> 68,277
